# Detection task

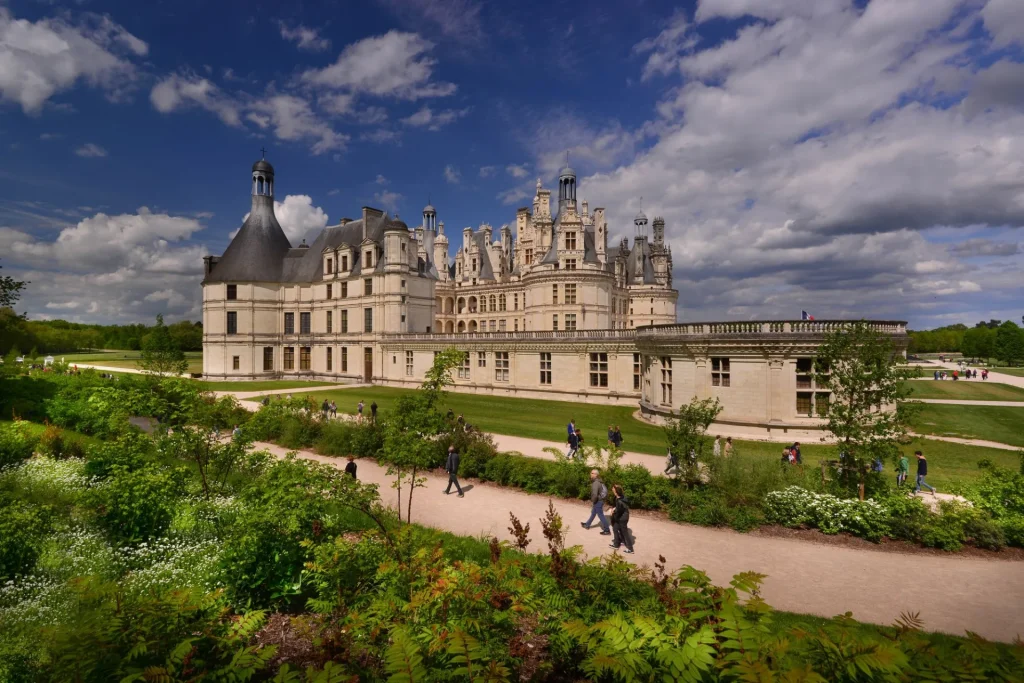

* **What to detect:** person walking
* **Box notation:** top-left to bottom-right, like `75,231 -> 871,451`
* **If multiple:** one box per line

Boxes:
609,484 -> 634,554
444,446 -> 464,497
664,447 -> 679,475
896,453 -> 909,488
357,400 -> 364,423
724,436 -> 733,457
611,426 -> 623,449
713,436 -> 721,457
370,401 -> 378,424
330,401 -> 338,418
580,469 -> 611,535
567,418 -> 576,441
914,451 -> 936,495
232,424 -> 241,440
791,442 -> 802,465
344,456 -> 357,479
321,399 -> 330,419
566,429 -> 580,460
607,426 -> 615,446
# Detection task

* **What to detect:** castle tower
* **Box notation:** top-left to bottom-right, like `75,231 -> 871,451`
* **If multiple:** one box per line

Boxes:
422,201 -> 438,277
434,220 -> 449,282
634,202 -> 648,240
653,216 -> 665,246
557,152 -> 576,215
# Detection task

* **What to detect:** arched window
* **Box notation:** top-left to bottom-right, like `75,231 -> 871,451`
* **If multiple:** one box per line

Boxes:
468,296 -> 478,313
257,177 -> 264,194
457,297 -> 466,313
469,320 -> 478,333
457,321 -> 466,333
499,294 -> 506,312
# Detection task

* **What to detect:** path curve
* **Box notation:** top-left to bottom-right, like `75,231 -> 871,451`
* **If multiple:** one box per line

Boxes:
253,440 -> 1024,642
913,398 -> 1024,407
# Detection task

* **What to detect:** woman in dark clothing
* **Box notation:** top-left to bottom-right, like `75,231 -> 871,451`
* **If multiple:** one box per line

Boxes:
608,484 -> 634,554
344,456 -> 357,479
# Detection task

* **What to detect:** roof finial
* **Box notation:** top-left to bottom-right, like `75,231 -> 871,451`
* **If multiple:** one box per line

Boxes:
640,196 -> 643,210
260,146 -> 267,159
566,149 -> 569,167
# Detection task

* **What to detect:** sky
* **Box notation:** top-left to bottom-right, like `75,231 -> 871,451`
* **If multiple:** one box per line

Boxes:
1,0 -> 1022,330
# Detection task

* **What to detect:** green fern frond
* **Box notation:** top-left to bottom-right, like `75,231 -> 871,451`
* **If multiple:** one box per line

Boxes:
385,628 -> 427,683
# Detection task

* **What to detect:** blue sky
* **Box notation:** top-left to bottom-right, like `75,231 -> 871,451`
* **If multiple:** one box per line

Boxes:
1,0 -> 1023,329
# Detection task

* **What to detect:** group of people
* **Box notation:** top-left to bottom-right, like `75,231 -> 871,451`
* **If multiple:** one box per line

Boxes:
580,469 -> 635,553
780,441 -> 802,465
355,400 -> 378,423
896,450 -> 936,495
933,368 -> 986,380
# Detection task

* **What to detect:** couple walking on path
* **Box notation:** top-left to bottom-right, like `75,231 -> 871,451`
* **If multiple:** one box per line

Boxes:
579,469 -> 634,554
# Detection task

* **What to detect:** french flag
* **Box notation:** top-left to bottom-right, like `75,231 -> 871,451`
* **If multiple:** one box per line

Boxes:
801,311 -> 815,321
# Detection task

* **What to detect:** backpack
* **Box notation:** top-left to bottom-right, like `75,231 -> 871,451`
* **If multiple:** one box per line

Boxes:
598,482 -> 608,500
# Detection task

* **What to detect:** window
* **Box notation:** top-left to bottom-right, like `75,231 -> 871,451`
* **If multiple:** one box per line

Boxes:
284,312 -> 295,335
633,353 -> 642,390
227,311 -> 237,335
364,250 -> 373,268
565,313 -> 577,331
472,258 -> 477,273
540,352 -> 552,385
226,284 -> 237,300
513,293 -> 519,310
401,242 -> 406,253
300,347 -> 311,370
341,282 -> 348,298
499,294 -> 506,311
284,347 -> 295,370
263,347 -> 273,371
401,279 -> 406,289
565,259 -> 577,271
489,320 -> 496,332
525,248 -> 533,264
711,358 -> 730,387
300,312 -> 311,334
364,308 -> 373,333
495,352 -> 509,382
327,310 -> 333,333
341,347 -> 348,372
552,314 -> 558,331
796,358 -> 813,389
327,347 -> 333,371
327,284 -> 333,300
457,352 -> 470,379
326,258 -> 333,275
514,319 -> 519,332
815,393 -> 830,417
565,231 -> 577,250
552,284 -> 558,305
232,356 -> 240,370
565,283 -> 577,304
477,351 -> 486,368
364,278 -> 373,296
589,353 -> 608,387
796,392 -> 813,417
499,319 -> 506,332
401,314 -> 406,323
405,350 -> 414,376
342,255 -> 349,271
341,310 -> 348,333
660,356 -> 673,405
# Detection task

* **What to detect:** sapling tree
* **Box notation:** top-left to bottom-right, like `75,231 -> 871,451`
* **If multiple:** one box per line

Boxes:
140,314 -> 188,376
662,397 -> 722,487
814,321 -> 914,500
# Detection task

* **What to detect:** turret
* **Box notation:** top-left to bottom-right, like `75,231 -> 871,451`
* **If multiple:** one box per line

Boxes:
653,216 -> 665,246
557,151 -> 576,215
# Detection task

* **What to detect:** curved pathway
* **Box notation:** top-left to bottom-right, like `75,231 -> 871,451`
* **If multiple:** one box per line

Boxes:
254,440 -> 1024,642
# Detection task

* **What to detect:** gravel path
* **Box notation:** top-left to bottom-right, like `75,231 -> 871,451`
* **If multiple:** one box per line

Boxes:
254,440 -> 1024,642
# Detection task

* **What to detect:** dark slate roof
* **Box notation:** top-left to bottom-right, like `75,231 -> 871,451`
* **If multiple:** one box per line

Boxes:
473,231 -> 496,280
252,159 -> 274,174
626,237 -> 657,285
205,195 -> 292,283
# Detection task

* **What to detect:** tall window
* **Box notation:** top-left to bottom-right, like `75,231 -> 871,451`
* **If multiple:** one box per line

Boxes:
457,352 -> 470,379
405,350 -> 414,376
227,311 -> 237,335
226,284 -> 237,300
540,352 -> 552,385
660,357 -> 673,405
341,310 -> 348,333
284,312 -> 295,334
326,347 -> 333,371
796,358 -> 813,389
499,319 -> 506,332
565,231 -> 577,250
364,278 -> 373,296
341,347 -> 348,372
712,358 -> 731,387
589,352 -> 608,387
552,314 -> 558,331
342,255 -> 349,271
552,284 -> 558,304
326,310 -> 333,333
489,295 -> 496,312
489,320 -> 496,332
326,258 -> 333,275
232,356 -> 240,370
565,259 -> 577,270
263,347 -> 273,371
815,393 -> 830,417
300,347 -> 311,370
525,248 -> 533,264
565,283 -> 577,304
499,294 -> 506,311
300,312 -> 311,334
565,313 -> 577,331
364,308 -> 373,332
341,282 -> 348,298
495,352 -> 509,382
477,351 -> 486,367
364,250 -> 373,268
513,293 -> 519,310
284,347 -> 295,370
327,284 -> 333,300
796,393 -> 813,416
633,353 -> 642,391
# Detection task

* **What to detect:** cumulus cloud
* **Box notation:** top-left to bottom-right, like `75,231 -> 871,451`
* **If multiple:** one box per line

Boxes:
243,194 -> 329,244
0,7 -> 147,114
506,164 -> 529,178
150,74 -> 242,126
400,105 -> 470,130
248,95 -> 348,155
373,189 -> 403,212
277,22 -> 330,52
478,166 -> 496,178
443,165 -> 461,184
74,143 -> 107,157
376,174 -> 388,184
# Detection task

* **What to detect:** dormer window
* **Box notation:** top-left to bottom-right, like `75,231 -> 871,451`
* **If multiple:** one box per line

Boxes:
326,258 -> 333,275
565,232 -> 577,250
364,250 -> 373,268
342,255 -> 349,271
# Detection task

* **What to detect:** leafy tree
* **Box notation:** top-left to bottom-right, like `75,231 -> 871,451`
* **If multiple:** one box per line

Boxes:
140,314 -> 188,376
663,397 -> 722,487
962,325 -> 996,362
815,321 -> 914,500
2,345 -> 22,377
0,259 -> 26,309
995,321 -> 1024,367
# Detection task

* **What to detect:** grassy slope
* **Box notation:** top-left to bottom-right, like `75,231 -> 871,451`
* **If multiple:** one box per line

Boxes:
910,404 -> 1024,448
903,380 -> 1024,401
252,387 -> 1017,487
59,351 -> 203,374
991,367 -> 1024,378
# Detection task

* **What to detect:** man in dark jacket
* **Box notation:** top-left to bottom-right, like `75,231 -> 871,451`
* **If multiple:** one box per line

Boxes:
344,456 -> 357,479
444,446 -> 464,497
370,401 -> 378,424
609,484 -> 634,554
580,469 -> 611,534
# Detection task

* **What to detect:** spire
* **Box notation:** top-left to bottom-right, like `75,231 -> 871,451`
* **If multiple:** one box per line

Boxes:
634,196 -> 648,238
558,149 -> 576,214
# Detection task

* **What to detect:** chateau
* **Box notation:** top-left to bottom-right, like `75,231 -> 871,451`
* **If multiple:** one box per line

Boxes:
202,158 -> 907,437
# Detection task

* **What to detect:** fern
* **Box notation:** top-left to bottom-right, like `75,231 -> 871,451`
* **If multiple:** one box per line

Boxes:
385,628 -> 427,683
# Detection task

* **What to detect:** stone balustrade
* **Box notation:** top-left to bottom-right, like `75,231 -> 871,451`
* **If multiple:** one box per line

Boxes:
636,320 -> 907,338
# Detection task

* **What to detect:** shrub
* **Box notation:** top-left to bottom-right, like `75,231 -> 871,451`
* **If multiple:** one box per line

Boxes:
763,487 -> 890,542
0,422 -> 37,469
876,492 -> 931,543
922,501 -> 1005,552
1000,515 -> 1024,547
278,415 -> 322,450
87,466 -> 185,543
0,500 -> 52,579
963,515 -> 1005,551
668,489 -> 731,527
83,431 -> 151,479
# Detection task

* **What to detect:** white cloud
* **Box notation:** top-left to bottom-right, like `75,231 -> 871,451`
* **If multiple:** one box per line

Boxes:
0,7 -> 147,114
375,0 -> 484,45
75,143 -> 107,157
478,166 -> 496,178
373,189 -> 403,212
150,74 -> 242,126
248,94 -> 348,155
400,105 -> 470,130
45,301 -> 80,310
277,22 -> 330,52
982,0 -> 1024,48
39,132 -> 60,140
243,194 -> 329,244
301,31 -> 456,100
376,174 -> 388,184
443,164 -> 461,184
506,163 -> 529,178
360,128 -> 401,144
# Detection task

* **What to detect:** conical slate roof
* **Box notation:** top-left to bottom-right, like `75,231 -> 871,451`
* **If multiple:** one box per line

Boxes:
204,194 -> 292,283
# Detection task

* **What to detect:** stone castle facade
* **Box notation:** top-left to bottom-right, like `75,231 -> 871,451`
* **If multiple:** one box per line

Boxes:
202,158 -> 907,436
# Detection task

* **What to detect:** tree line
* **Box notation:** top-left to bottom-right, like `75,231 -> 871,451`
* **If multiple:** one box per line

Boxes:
0,311 -> 202,356
908,319 -> 1024,366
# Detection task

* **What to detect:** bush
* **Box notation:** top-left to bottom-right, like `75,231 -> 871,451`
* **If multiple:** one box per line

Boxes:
1000,515 -> 1024,547
0,422 -> 37,469
36,424 -> 85,461
0,500 -> 52,579
763,487 -> 890,542
668,489 -> 731,527
922,501 -> 1005,552
876,491 -> 931,543
83,431 -> 151,479
87,466 -> 185,543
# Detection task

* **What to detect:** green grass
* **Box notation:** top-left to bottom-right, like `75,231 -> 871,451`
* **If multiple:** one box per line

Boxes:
58,350 -> 203,374
0,419 -> 102,448
909,404 -> 1024,448
198,380 -> 335,391
252,387 -> 1014,487
991,367 -> 1024,378
903,380 -> 1024,401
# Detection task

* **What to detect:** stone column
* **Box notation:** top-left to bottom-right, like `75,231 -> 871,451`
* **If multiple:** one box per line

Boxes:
767,358 -> 786,422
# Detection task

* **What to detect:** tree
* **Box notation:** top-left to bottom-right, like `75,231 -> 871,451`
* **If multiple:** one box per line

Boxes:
995,321 -> 1024,367
0,259 -> 27,309
139,315 -> 188,376
662,397 -> 722,487
962,326 -> 996,362
815,321 -> 914,500
382,348 -> 465,522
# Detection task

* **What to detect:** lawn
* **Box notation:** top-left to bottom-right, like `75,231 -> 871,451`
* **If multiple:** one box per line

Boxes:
992,367 -> 1024,378
198,380 -> 335,391
251,387 -> 1015,487
58,350 -> 203,374
909,403 -> 1024,448
903,380 -> 1024,401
